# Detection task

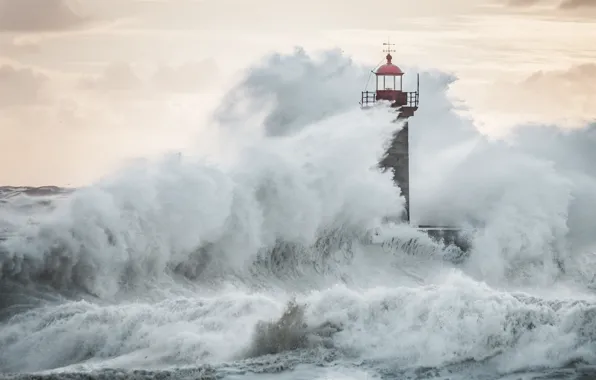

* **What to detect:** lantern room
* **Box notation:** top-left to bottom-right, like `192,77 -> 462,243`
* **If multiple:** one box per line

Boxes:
374,52 -> 405,103
360,41 -> 419,118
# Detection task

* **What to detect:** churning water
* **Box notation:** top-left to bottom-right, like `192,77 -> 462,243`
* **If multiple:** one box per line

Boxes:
2,48 -> 596,380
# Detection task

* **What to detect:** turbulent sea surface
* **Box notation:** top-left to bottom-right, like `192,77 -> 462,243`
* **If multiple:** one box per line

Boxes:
2,48 -> 596,380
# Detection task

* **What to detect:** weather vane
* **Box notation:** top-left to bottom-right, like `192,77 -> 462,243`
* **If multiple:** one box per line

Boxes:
382,38 -> 396,54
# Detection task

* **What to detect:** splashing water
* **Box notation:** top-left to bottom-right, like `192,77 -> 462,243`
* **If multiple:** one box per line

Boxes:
2,47 -> 596,380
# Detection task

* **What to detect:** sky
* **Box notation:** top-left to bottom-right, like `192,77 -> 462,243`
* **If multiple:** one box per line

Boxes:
0,0 -> 595,186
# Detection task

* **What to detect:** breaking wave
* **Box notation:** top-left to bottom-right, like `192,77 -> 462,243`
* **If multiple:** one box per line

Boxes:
1,47 -> 596,379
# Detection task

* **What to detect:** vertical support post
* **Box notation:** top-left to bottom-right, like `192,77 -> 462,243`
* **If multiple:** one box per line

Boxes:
417,73 -> 420,105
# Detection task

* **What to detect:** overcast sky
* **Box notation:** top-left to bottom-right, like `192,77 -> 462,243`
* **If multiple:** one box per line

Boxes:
0,0 -> 595,186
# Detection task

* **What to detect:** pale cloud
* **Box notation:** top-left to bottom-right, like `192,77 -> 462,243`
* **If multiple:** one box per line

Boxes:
0,58 -> 222,186
560,0 -> 596,9
505,0 -> 596,11
77,60 -> 218,94
0,0 -> 89,32
479,63 -> 596,128
152,60 -> 218,93
526,62 -> 596,82
507,0 -> 543,6
78,62 -> 144,92
0,92 -> 220,186
123,0 -> 487,31
0,38 -> 41,56
0,64 -> 49,107
522,63 -> 596,104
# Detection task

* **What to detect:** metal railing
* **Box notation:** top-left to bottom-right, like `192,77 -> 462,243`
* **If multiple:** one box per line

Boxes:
406,92 -> 419,108
361,90 -> 418,108
360,91 -> 376,106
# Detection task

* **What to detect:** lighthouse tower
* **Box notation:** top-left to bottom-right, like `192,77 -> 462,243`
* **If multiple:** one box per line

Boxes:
361,42 -> 420,223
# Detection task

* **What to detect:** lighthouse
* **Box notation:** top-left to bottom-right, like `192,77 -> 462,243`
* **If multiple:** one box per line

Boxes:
361,41 -> 420,223
361,42 -> 470,252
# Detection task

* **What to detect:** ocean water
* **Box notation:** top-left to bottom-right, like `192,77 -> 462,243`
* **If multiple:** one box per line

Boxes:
1,48 -> 596,380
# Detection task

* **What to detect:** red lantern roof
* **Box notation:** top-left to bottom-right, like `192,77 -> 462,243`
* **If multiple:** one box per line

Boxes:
375,53 -> 404,76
